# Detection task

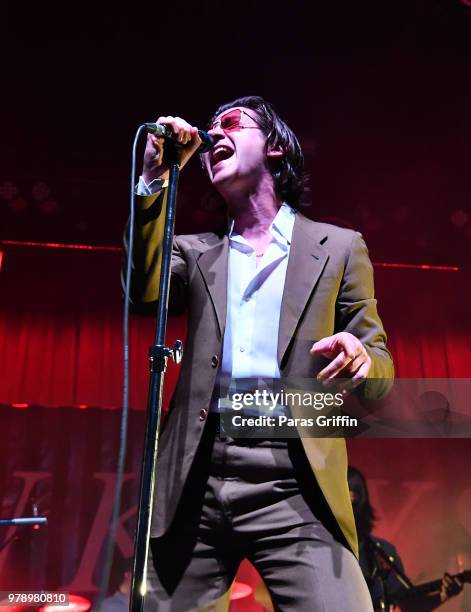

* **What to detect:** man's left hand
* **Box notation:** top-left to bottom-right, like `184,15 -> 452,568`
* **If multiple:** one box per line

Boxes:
440,573 -> 463,602
310,332 -> 371,385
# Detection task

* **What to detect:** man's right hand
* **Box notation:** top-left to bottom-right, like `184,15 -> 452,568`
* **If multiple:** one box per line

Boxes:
142,115 -> 202,185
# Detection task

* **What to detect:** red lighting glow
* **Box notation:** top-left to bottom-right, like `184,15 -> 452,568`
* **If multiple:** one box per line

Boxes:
39,594 -> 91,612
0,250 -> 3,272
230,581 -> 253,601
0,240 -> 121,252
12,403 -> 29,409
373,262 -> 460,272
0,241 -> 461,271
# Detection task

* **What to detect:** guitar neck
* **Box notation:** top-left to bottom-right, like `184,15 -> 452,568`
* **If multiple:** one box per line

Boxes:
409,570 -> 470,596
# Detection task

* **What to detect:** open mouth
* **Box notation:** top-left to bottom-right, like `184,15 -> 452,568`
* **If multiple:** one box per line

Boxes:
210,145 -> 234,169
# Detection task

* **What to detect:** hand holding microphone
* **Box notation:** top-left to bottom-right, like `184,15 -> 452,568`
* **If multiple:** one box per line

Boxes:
142,116 -> 212,185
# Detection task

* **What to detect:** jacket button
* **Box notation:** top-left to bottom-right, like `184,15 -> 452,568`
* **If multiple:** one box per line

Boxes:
199,408 -> 208,421
211,355 -> 219,368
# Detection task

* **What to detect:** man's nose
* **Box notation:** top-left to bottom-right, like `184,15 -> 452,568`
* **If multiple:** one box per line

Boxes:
208,124 -> 225,140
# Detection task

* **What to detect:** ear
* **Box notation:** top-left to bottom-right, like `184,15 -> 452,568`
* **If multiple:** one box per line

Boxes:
266,144 -> 284,159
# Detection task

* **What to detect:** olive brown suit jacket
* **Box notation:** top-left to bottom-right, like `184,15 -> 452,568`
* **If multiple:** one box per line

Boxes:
127,190 -> 394,559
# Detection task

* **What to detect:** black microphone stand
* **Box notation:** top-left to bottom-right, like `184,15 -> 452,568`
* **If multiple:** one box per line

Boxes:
0,517 -> 48,553
0,517 -> 48,527
130,140 -> 184,612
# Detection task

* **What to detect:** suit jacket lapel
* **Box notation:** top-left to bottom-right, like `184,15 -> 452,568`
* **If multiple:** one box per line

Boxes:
278,214 -> 329,365
196,235 -> 229,338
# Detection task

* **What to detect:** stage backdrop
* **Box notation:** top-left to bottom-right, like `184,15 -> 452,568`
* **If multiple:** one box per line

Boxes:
0,245 -> 470,611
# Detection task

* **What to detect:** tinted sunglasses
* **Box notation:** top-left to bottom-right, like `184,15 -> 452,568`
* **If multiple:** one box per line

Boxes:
208,108 -> 261,133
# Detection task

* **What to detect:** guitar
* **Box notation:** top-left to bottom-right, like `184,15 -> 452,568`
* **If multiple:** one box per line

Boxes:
401,569 -> 471,598
373,569 -> 470,610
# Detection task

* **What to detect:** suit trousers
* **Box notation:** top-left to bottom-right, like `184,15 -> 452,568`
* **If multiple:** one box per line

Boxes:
145,416 -> 373,611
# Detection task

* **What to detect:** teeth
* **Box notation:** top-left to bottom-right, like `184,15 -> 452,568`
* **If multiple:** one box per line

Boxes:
211,146 -> 233,168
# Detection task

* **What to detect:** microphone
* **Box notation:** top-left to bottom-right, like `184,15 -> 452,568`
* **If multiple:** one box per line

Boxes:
144,123 -> 214,153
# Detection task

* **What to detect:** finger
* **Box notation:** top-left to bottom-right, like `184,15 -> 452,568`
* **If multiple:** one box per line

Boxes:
173,117 -> 186,143
187,126 -> 201,150
156,116 -> 184,141
173,117 -> 195,144
179,128 -> 203,169
317,350 -> 355,381
313,333 -> 361,362
327,361 -> 362,392
144,135 -> 165,171
182,139 -> 201,161
352,359 -> 371,380
149,134 -> 164,151
155,115 -> 178,138
336,360 -> 371,394
156,115 -> 174,125
449,576 -> 463,593
180,121 -> 193,145
172,121 -> 198,147
339,353 -> 366,377
317,337 -> 361,380
310,336 -> 336,356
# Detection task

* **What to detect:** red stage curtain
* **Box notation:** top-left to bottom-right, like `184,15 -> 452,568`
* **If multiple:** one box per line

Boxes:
0,246 -> 185,410
1,246 -> 470,410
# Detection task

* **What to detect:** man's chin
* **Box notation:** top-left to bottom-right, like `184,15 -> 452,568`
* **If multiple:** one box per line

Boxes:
211,167 -> 234,189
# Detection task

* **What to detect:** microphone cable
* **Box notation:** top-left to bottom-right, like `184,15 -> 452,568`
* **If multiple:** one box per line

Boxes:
93,124 -> 147,610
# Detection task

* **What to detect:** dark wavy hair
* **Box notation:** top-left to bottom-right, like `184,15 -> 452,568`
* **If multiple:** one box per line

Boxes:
348,465 -> 377,539
207,95 -> 307,209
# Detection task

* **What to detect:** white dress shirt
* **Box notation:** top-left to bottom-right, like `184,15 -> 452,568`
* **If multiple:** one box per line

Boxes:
219,203 -> 296,383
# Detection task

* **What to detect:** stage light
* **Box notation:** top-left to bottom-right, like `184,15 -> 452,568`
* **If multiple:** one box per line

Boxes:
0,181 -> 17,200
39,594 -> 91,612
31,182 -> 51,201
8,197 -> 28,213
450,209 -> 469,228
38,199 -> 59,215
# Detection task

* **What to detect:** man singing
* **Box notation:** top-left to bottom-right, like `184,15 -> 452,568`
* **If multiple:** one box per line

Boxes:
127,96 -> 394,611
